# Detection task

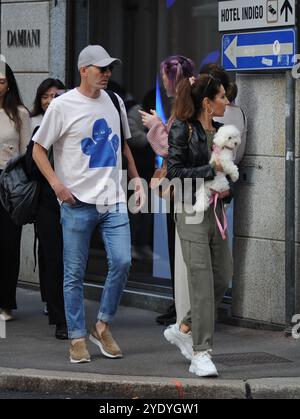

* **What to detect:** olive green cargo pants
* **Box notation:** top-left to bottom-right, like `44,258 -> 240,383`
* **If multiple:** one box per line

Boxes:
176,203 -> 233,352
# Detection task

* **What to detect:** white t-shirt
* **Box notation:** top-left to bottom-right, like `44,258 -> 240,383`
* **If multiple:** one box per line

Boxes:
32,88 -> 131,205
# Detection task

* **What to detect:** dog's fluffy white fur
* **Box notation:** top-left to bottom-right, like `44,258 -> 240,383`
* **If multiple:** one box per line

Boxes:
193,125 -> 241,213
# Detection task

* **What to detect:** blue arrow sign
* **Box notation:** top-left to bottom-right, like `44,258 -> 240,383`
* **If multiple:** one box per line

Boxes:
222,29 -> 296,71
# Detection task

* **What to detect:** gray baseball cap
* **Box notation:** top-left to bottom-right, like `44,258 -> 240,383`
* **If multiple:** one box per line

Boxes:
78,45 -> 121,70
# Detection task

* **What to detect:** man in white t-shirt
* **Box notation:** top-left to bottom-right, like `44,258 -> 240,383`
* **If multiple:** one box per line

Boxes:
32,45 -> 144,364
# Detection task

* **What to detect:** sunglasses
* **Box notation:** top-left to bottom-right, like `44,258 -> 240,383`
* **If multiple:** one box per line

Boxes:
88,64 -> 114,73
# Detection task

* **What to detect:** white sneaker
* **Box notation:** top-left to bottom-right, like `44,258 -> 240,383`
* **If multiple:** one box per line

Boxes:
164,323 -> 193,361
0,310 -> 13,322
189,351 -> 218,377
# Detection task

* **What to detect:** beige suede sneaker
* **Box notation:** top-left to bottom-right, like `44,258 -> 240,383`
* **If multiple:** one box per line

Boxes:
89,327 -> 122,359
69,340 -> 91,364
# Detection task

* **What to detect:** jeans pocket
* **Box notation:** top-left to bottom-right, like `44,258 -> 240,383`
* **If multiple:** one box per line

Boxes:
62,198 -> 84,209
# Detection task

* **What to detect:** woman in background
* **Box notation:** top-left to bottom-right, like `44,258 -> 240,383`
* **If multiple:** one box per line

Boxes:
31,78 -> 65,131
139,55 -> 195,326
0,62 -> 31,321
30,78 -> 68,339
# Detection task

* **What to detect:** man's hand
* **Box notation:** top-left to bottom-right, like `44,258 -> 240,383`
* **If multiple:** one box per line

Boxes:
132,178 -> 146,213
139,109 -> 161,129
51,180 -> 76,205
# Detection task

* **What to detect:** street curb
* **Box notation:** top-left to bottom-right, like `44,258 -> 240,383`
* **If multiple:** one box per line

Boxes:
247,378 -> 300,399
2,368 -> 300,399
0,368 -> 245,399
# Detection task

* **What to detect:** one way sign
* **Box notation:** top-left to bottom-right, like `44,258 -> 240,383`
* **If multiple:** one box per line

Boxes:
219,0 -> 296,32
222,29 -> 296,71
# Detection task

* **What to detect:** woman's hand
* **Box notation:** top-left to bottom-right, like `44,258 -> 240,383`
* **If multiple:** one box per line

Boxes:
139,110 -> 161,129
210,189 -> 230,199
213,155 -> 223,172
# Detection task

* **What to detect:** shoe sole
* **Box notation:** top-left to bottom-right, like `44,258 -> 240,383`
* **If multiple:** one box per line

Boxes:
56,335 -> 69,340
0,314 -> 14,322
89,334 -> 123,359
189,365 -> 219,377
164,330 -> 193,361
70,357 -> 91,364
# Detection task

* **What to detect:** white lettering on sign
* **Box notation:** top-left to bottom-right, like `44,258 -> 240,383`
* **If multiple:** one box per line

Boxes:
219,0 -> 295,31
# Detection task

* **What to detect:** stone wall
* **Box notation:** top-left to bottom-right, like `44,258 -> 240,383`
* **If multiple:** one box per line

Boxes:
0,0 -> 66,108
233,74 -> 300,325
0,0 -> 67,285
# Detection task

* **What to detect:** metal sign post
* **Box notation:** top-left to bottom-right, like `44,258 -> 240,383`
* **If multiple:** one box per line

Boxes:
285,70 -> 296,331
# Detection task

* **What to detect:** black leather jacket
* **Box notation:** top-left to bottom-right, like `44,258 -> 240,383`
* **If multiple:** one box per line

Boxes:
167,118 -> 232,205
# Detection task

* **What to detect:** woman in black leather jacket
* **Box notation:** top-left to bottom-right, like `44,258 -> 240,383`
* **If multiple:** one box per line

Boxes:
165,74 -> 233,378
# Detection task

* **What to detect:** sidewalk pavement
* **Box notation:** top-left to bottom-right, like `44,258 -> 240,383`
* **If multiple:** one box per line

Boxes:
1,288 -> 300,399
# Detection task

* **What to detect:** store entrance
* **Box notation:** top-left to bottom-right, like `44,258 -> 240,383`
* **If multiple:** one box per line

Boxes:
67,0 -> 173,295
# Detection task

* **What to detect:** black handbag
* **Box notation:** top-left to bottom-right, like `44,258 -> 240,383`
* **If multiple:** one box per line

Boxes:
0,154 -> 40,226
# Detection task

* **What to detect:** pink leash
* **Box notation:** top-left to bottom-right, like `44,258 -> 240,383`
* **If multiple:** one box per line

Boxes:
209,193 -> 228,240
210,145 -> 229,240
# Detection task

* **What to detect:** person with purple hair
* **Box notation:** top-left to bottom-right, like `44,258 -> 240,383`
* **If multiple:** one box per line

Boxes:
140,55 -> 195,157
139,55 -> 195,327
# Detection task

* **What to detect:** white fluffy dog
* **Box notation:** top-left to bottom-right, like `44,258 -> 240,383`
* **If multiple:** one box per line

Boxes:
193,125 -> 241,213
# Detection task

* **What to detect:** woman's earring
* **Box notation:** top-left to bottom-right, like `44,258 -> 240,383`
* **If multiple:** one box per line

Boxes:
206,107 -> 213,116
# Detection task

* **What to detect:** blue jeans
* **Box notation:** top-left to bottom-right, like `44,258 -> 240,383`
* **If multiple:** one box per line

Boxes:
60,202 -> 131,339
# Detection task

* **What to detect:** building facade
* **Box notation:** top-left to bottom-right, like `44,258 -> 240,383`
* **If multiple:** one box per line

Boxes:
0,0 -> 299,328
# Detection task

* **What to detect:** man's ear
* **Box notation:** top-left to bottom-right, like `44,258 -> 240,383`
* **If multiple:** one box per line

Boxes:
80,67 -> 88,78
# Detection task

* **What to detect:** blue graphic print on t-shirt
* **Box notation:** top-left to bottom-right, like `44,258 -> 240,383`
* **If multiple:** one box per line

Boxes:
81,119 -> 119,168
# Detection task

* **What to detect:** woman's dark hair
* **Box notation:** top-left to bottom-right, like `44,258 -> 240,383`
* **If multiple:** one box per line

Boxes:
226,82 -> 238,103
31,78 -> 65,117
200,63 -> 230,94
2,63 -> 27,133
174,74 -> 222,121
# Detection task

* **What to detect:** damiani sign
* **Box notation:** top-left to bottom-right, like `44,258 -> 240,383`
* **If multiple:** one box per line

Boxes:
219,0 -> 296,31
7,29 -> 41,48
